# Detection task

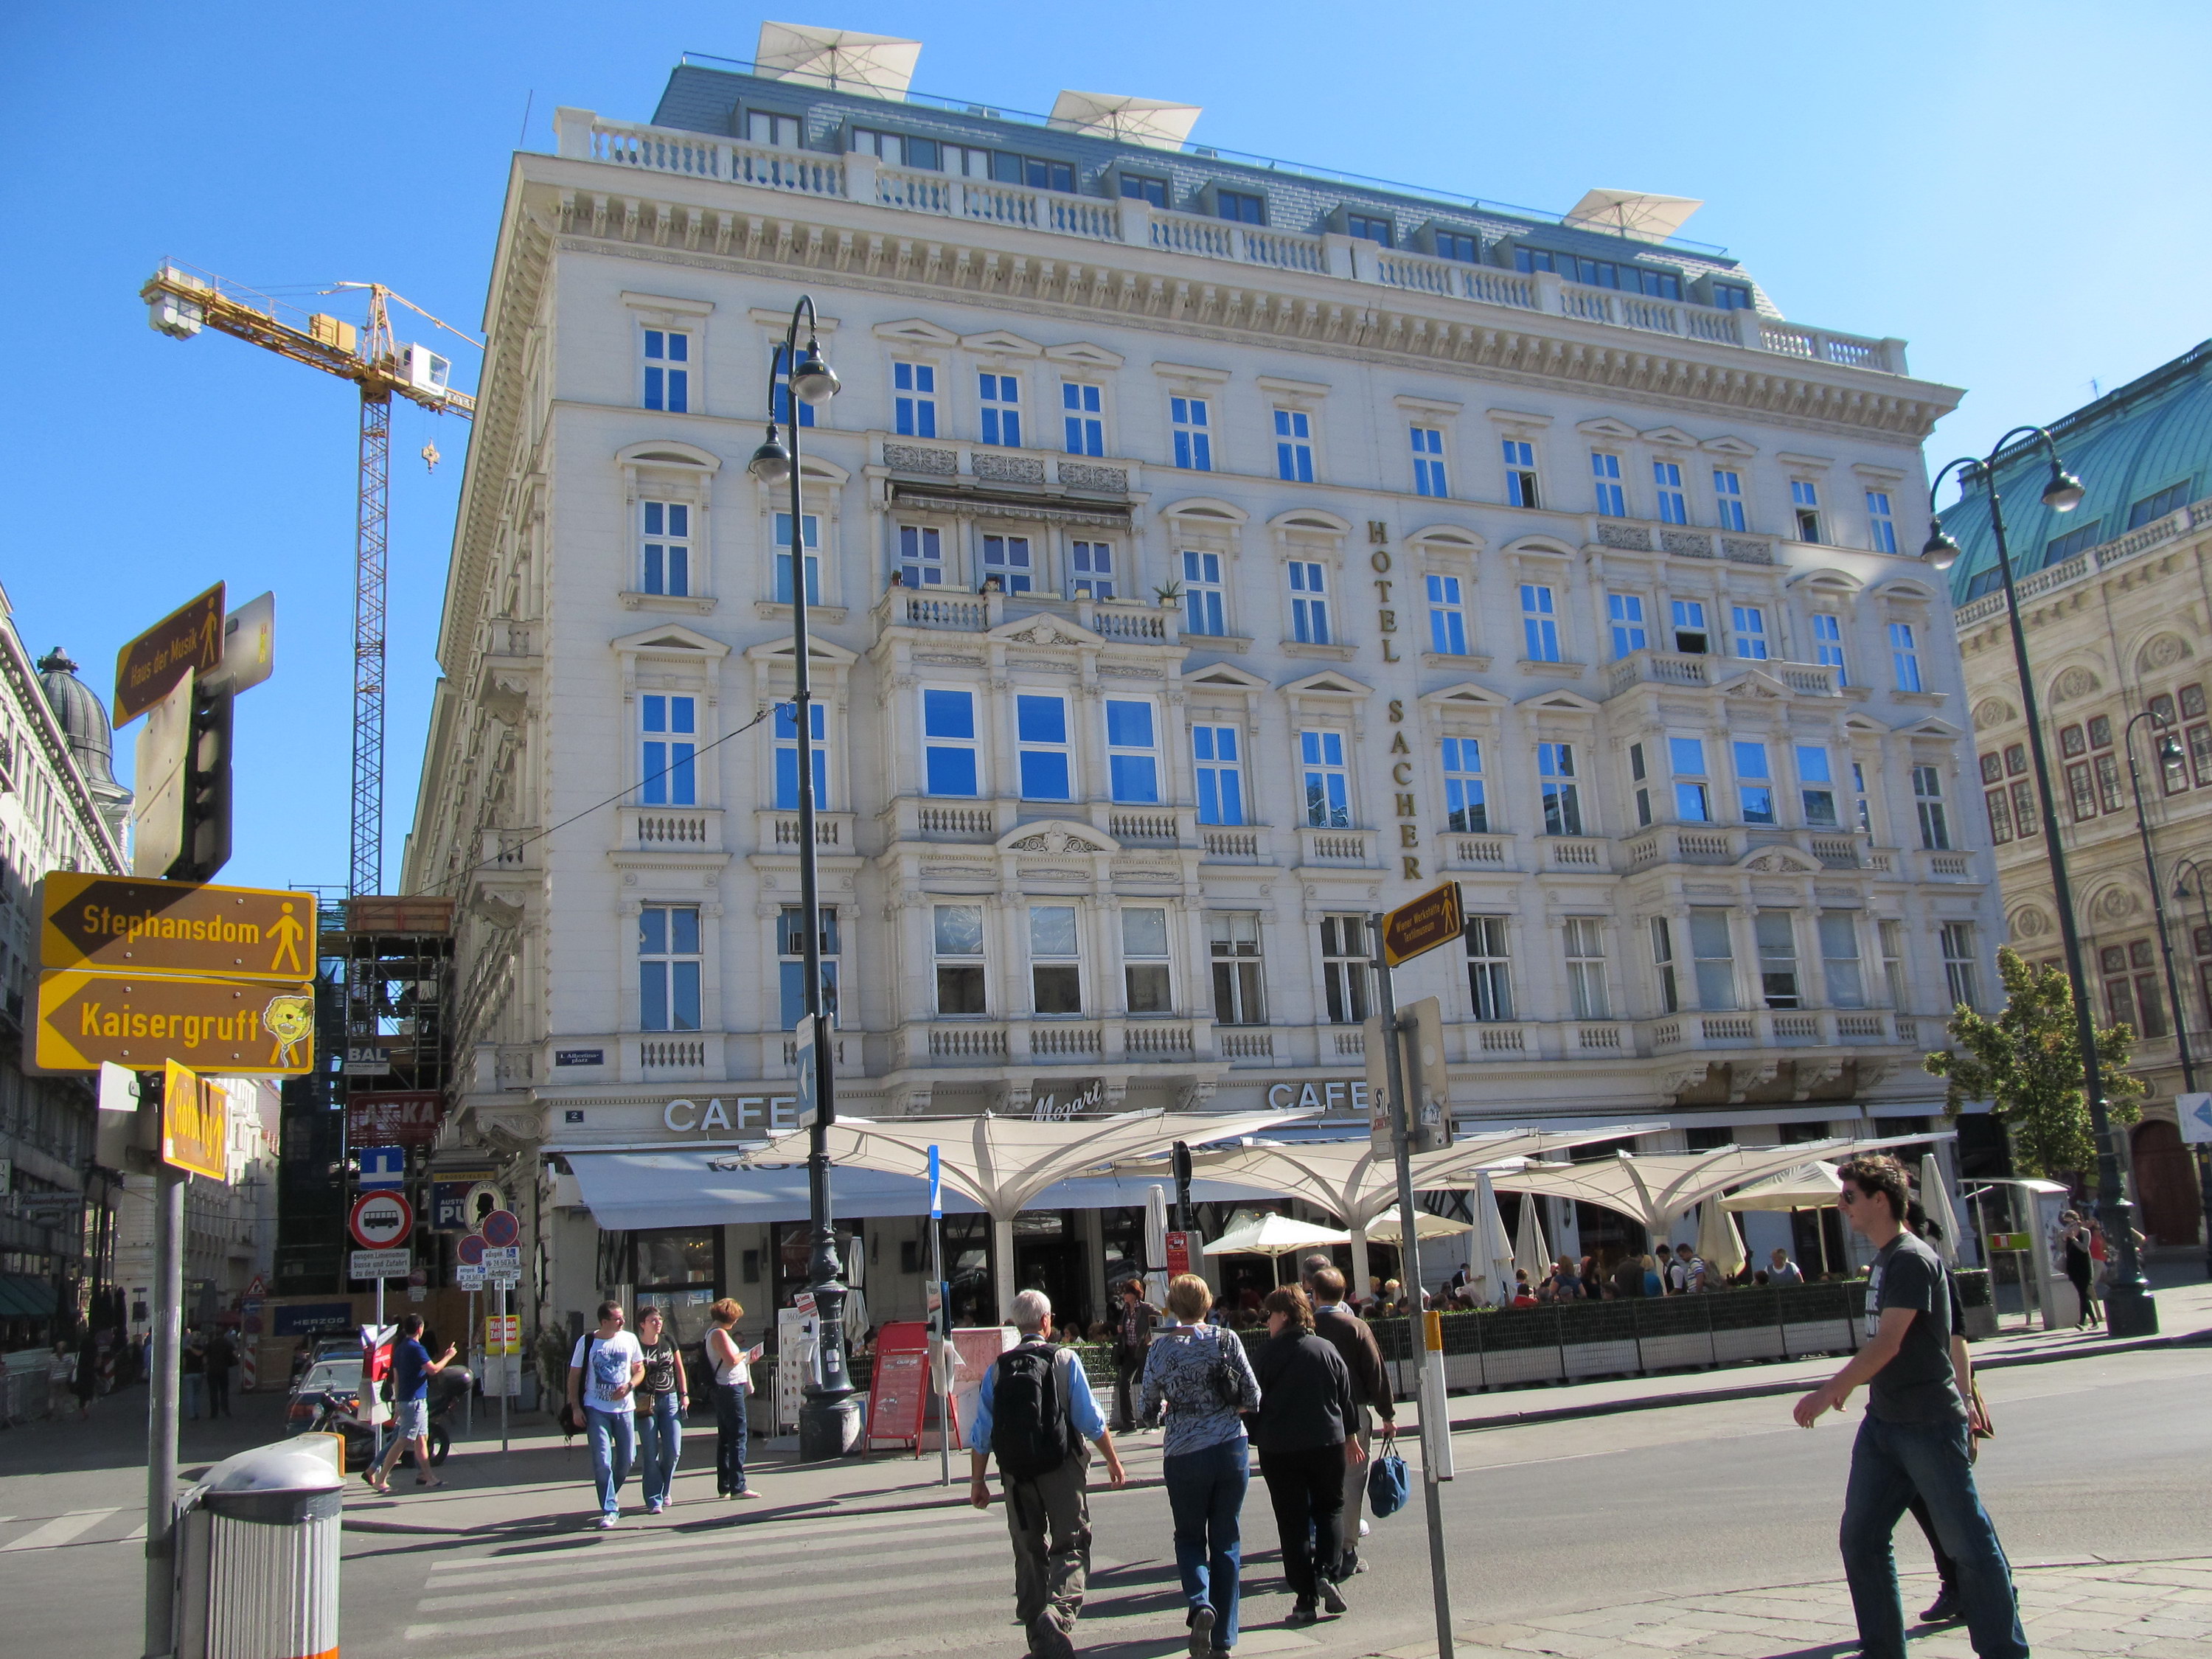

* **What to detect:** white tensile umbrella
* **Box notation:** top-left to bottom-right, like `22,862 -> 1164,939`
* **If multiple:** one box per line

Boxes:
1047,91 -> 1203,150
1721,1162 -> 1844,1211
1143,1183 -> 1171,1305
1470,1172 -> 1517,1305
1921,1152 -> 1963,1267
1360,1207 -> 1474,1245
753,22 -> 922,98
1512,1192 -> 1551,1287
1696,1200 -> 1747,1284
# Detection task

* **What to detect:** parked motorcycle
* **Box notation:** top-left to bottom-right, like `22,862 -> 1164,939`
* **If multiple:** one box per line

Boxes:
288,1362 -> 473,1472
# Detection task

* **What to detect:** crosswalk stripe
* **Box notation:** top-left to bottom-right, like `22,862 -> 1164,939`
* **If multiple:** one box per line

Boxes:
1,1509 -> 119,1551
414,1538 -> 995,1613
425,1510 -> 998,1580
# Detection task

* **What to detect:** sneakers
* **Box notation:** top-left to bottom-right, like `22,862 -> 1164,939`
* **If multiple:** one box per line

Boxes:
1286,1602 -> 1320,1628
1920,1587 -> 1961,1624
1357,1518 -> 1371,1537
646,1500 -> 665,1515
1336,1548 -> 1363,1579
597,1513 -> 619,1529
735,1488 -> 761,1500
1318,1578 -> 1349,1616
1187,1604 -> 1215,1659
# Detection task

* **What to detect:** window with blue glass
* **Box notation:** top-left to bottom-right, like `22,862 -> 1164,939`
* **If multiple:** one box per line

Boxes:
1426,574 -> 1468,655
1070,540 -> 1114,599
1193,725 -> 1244,824
773,702 -> 827,810
1345,212 -> 1393,246
1119,174 -> 1167,206
1503,439 -> 1540,508
981,532 -> 1034,594
1539,742 -> 1582,835
992,152 -> 1075,192
643,329 -> 689,413
1791,479 -> 1822,542
777,907 -> 840,1030
1275,409 -> 1315,482
1106,700 -> 1159,803
1411,427 -> 1448,497
2045,519 -> 2105,563
639,905 -> 701,1032
1288,561 -> 1329,644
894,361 -> 936,437
1062,383 -> 1104,456
2128,481 -> 2191,529
898,524 -> 945,587
1216,189 -> 1265,224
1714,469 -> 1747,532
1797,745 -> 1839,827
1433,230 -> 1479,263
1669,737 -> 1711,822
1442,737 -> 1486,831
1731,605 -> 1768,661
771,344 -> 815,428
1890,621 -> 1922,692
922,689 -> 978,796
1520,583 -> 1560,662
1812,613 -> 1847,681
643,501 -> 689,597
1183,550 -> 1227,636
1671,599 -> 1709,653
978,372 -> 1022,446
641,695 -> 696,806
1734,741 -> 1775,824
1865,490 -> 1898,554
1654,462 -> 1688,525
773,511 -> 819,605
1711,282 -> 1754,310
1171,396 -> 1212,470
1609,593 -> 1647,659
1016,695 -> 1072,801
1301,730 -> 1351,827
1592,452 -> 1626,516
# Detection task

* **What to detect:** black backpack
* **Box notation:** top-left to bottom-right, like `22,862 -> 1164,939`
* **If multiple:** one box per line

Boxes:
990,1342 -> 1079,1482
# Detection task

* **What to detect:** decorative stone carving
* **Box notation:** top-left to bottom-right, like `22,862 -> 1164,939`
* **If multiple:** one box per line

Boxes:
482,677 -> 531,726
1057,461 -> 1128,493
1660,1062 -> 1711,1098
1004,621 -> 1084,648
1721,538 -> 1774,564
1596,523 -> 1652,552
1728,1059 -> 1782,1102
468,891 -> 525,928
1795,1057 -> 1848,1098
883,442 -> 957,475
973,453 -> 1046,485
1972,698 -> 2017,731
1020,866 -> 1091,880
1660,530 -> 1714,557
1098,664 -> 1164,678
914,651 -> 986,667
2138,632 -> 2194,672
2011,905 -> 2051,939
2091,884 -> 2140,922
1008,657 -> 1077,674
1008,827 -> 1107,855
2051,665 -> 2102,704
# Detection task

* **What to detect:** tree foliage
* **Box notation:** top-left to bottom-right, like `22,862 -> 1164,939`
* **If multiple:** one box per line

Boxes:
1924,946 -> 2143,1179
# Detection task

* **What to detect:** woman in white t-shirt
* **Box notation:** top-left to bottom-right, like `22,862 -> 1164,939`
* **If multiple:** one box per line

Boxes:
705,1298 -> 759,1499
565,1301 -> 646,1528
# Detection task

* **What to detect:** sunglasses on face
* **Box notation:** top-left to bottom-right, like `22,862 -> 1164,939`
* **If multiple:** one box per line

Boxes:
1838,1189 -> 1861,1206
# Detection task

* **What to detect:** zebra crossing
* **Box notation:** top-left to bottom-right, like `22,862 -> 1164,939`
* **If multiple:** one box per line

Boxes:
0,1506 -> 145,1551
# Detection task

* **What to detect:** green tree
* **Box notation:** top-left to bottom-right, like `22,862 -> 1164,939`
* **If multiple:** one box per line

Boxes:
1924,945 -> 2143,1179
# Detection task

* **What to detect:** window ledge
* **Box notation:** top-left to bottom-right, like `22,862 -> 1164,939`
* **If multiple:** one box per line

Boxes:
1181,633 -> 1254,654
1281,641 -> 1357,661
1422,651 -> 1492,671
754,602 -> 851,624
1892,689 -> 1947,706
621,591 -> 718,613
1517,658 -> 1587,678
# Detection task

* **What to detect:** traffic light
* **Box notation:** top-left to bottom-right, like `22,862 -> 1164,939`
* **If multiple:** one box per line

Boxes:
171,684 -> 232,881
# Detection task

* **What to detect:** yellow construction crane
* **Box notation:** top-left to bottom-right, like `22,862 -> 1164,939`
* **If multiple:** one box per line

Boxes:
139,261 -> 478,896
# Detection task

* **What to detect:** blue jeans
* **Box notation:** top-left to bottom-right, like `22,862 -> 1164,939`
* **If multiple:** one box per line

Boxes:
181,1373 -> 205,1419
714,1383 -> 750,1494
1163,1437 -> 1248,1649
585,1406 -> 636,1516
637,1394 -> 683,1508
1840,1414 -> 2026,1659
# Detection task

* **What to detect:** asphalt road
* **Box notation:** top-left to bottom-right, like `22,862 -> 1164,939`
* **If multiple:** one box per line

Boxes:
7,1344 -> 2207,1658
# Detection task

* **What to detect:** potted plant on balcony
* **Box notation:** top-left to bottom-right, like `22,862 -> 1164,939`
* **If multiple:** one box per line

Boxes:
1151,580 -> 1183,608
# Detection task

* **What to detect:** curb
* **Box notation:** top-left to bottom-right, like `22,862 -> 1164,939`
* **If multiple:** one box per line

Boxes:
342,1324 -> 2209,1540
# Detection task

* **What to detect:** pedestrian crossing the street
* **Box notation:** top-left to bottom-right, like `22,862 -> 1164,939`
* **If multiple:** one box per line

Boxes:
0,1507 -> 145,1552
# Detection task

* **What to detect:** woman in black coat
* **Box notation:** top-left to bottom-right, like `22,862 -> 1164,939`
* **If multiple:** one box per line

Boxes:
1247,1284 -> 1366,1627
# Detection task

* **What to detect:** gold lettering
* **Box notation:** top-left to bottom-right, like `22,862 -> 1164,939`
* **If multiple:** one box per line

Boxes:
1400,824 -> 1421,848
1370,551 -> 1392,573
1390,731 -> 1410,754
1393,764 -> 1413,786
80,1000 -> 102,1035
1379,609 -> 1397,633
1395,790 -> 1416,814
1388,700 -> 1405,723
1374,579 -> 1393,602
1382,640 -> 1402,662
1402,856 -> 1422,880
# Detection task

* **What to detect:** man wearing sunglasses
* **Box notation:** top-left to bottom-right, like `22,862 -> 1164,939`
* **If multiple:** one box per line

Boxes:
1793,1154 -> 2025,1659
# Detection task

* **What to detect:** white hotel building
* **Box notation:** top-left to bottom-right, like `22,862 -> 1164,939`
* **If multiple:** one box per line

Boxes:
406,32 -> 1996,1342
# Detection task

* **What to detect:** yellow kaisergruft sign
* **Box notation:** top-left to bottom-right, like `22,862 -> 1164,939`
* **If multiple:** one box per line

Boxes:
41,873 -> 313,981
161,1060 -> 229,1182
35,970 -> 316,1076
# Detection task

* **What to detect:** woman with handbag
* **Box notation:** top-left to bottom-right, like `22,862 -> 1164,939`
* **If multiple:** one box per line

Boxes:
1247,1285 -> 1365,1630
632,1306 -> 689,1515
1141,1273 -> 1261,1658
704,1298 -> 759,1500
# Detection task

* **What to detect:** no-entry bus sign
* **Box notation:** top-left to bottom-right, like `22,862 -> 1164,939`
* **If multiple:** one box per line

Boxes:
348,1190 -> 414,1251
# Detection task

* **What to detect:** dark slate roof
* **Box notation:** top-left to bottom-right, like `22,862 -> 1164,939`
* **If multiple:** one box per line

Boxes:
36,647 -> 118,789
1943,340 -> 2212,605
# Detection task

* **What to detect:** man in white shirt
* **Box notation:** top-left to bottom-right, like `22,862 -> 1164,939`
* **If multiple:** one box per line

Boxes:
566,1301 -> 646,1528
1770,1248 -> 1805,1287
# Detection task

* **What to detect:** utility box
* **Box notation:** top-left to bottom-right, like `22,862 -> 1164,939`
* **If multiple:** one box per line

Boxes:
307,313 -> 358,355
174,1439 -> 343,1659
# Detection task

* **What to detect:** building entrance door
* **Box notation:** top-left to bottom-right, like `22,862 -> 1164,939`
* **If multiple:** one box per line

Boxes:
1010,1211 -> 1091,1332
2132,1119 -> 2203,1248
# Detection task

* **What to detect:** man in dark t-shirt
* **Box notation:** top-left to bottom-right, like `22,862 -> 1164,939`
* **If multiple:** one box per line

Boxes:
1793,1155 -> 2024,1659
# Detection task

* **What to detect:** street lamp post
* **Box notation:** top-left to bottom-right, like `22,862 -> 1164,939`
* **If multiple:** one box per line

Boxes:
2120,710 -> 2198,1096
2171,855 -> 2212,1279
748,296 -> 859,1458
1925,427 -> 2157,1336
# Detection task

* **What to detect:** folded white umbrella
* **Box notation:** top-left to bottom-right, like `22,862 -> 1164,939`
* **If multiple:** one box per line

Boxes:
843,1232 -> 869,1344
1921,1152 -> 1963,1267
1470,1172 -> 1517,1305
1512,1192 -> 1551,1287
1143,1183 -> 1171,1304
1696,1200 -> 1747,1282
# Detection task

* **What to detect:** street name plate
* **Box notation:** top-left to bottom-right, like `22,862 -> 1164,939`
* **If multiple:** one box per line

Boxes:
36,969 -> 316,1075
114,583 -> 225,726
41,873 -> 317,981
1382,880 -> 1466,967
350,1248 -> 411,1280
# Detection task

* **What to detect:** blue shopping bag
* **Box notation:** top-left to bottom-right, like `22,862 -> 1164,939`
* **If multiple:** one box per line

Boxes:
1366,1427 -> 1410,1519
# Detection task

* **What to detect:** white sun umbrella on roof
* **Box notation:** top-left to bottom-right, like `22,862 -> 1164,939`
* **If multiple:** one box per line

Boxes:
1048,91 -> 1203,150
1203,1211 -> 1350,1287
1921,1152 -> 1963,1267
1561,189 -> 1705,242
754,22 -> 922,98
757,1107 -> 1308,1321
1511,1188 -> 1551,1288
1143,1183 -> 1170,1306
1695,1200 -> 1747,1284
1468,1172 -> 1518,1305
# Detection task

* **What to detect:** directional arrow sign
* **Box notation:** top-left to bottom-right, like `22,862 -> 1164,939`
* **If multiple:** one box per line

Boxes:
35,969 -> 316,1075
41,874 -> 318,981
114,583 -> 225,726
1382,880 -> 1466,967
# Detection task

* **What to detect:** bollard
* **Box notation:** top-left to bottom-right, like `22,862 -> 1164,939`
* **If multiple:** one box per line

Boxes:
173,1439 -> 343,1659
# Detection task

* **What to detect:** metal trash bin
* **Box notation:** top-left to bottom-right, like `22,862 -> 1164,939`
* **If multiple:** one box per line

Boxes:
174,1436 -> 344,1659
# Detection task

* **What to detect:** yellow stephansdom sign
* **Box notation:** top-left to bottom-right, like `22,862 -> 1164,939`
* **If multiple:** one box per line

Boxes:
35,969 -> 316,1077
161,1059 -> 229,1182
40,873 -> 313,981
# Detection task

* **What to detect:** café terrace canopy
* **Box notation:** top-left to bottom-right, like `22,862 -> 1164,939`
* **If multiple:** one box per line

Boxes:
754,1108 -> 1310,1317
1484,1136 -> 1950,1239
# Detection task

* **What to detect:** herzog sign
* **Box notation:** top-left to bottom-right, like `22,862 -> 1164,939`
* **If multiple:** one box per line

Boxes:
662,1095 -> 801,1135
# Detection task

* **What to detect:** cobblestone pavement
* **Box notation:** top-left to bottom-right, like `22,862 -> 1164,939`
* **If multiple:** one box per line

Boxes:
1366,1557 -> 2212,1658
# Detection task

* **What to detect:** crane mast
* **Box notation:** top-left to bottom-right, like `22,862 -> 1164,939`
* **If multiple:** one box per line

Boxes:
140,262 -> 476,895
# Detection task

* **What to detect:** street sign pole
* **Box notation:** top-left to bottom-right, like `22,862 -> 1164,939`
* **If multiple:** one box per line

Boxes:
464,1287 -> 475,1440
928,1144 -> 948,1487
143,1142 -> 181,1659
1371,917 -> 1454,1659
498,1279 -> 509,1455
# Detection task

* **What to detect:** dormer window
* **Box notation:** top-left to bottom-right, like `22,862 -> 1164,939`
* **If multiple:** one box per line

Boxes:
1119,175 -> 1167,207
1433,231 -> 1480,263
1216,189 -> 1265,225
1345,213 -> 1393,246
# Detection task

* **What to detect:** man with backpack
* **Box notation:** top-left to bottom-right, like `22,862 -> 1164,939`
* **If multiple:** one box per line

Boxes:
970,1288 -> 1128,1658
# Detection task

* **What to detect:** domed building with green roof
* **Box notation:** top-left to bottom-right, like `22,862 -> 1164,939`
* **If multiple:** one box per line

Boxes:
1946,338 -> 2212,1257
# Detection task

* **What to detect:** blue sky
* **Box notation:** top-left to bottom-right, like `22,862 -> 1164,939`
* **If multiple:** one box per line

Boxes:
4,1 -> 2206,891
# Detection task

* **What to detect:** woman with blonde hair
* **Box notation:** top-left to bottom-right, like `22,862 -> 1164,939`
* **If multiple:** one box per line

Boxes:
1250,1284 -> 1363,1627
1140,1273 -> 1260,1658
705,1298 -> 759,1498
